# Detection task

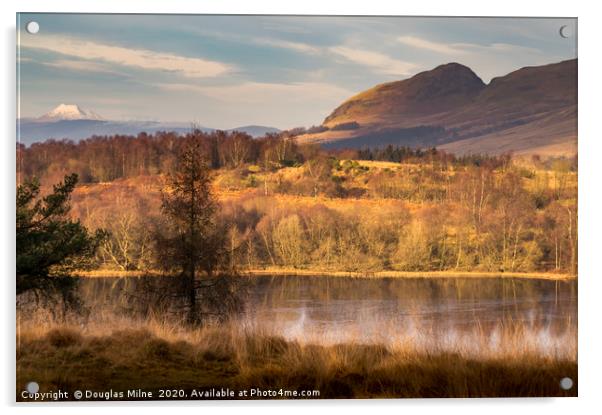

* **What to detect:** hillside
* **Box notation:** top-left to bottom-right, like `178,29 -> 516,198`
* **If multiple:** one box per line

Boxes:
297,59 -> 577,157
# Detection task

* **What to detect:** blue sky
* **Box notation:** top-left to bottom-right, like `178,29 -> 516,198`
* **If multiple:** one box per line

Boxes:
17,14 -> 576,129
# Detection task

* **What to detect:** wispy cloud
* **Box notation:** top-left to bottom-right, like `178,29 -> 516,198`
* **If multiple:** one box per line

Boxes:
398,35 -> 542,57
329,46 -> 416,76
20,34 -> 233,78
157,81 -> 353,104
397,36 -> 466,55
456,42 -> 542,55
253,38 -> 321,55
40,59 -> 124,75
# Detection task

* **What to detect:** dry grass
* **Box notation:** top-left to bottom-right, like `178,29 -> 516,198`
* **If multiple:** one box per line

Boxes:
242,268 -> 576,280
74,268 -> 575,280
17,317 -> 577,400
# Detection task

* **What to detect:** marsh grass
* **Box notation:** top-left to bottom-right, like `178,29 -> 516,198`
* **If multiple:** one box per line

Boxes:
16,316 -> 577,400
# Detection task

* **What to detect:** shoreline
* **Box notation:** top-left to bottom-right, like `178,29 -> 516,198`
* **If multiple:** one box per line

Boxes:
74,268 -> 576,281
243,269 -> 576,280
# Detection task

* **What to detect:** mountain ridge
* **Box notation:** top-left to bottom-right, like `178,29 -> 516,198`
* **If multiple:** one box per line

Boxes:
299,59 -> 577,157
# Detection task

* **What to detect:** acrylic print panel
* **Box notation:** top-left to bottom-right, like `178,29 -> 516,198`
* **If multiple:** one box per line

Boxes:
16,13 -> 577,401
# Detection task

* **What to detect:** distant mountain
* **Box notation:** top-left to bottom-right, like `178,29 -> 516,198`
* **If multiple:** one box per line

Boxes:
39,104 -> 104,122
18,105 -> 280,145
227,125 -> 281,136
17,119 -> 198,145
297,59 -> 577,157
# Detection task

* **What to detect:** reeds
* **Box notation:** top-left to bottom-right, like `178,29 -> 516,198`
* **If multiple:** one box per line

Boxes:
16,315 -> 577,399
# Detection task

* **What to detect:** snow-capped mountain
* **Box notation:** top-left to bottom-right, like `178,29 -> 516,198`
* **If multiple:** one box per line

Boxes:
38,104 -> 105,122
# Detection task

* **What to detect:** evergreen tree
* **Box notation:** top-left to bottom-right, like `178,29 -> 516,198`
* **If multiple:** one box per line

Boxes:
155,141 -> 231,323
16,173 -> 104,296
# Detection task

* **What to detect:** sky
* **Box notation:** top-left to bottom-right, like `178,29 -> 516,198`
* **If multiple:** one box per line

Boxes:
17,14 -> 577,130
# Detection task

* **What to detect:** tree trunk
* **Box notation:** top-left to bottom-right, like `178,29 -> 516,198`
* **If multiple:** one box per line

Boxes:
187,263 -> 197,325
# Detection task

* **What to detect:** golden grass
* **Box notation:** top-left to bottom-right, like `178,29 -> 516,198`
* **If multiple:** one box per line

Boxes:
74,268 -> 575,281
74,269 -> 166,278
17,318 -> 577,400
242,268 -> 576,280
352,160 -> 403,169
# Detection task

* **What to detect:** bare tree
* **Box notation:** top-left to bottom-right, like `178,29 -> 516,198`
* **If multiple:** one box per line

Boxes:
304,155 -> 332,197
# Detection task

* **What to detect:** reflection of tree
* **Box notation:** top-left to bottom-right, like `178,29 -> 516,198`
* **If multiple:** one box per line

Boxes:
121,276 -> 244,324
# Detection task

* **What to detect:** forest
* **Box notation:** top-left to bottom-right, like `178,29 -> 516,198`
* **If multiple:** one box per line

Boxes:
17,130 -> 578,276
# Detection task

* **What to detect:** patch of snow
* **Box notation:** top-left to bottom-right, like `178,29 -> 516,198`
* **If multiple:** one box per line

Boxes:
39,104 -> 104,121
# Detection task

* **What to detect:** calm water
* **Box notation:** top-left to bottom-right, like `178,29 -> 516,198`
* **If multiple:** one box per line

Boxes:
65,275 -> 577,354
243,276 -> 577,350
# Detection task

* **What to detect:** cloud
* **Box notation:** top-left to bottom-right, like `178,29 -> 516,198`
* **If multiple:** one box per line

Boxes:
177,27 -> 322,55
456,42 -> 542,55
329,46 -> 416,76
20,34 -> 233,78
41,59 -> 124,75
397,36 -> 466,55
253,38 -> 321,55
156,81 -> 353,104
398,35 -> 542,57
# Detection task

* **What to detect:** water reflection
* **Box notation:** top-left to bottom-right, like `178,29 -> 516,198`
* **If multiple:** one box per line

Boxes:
22,275 -> 577,357
241,276 -> 576,355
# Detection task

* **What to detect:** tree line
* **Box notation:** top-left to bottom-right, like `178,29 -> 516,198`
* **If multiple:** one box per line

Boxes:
17,130 -> 303,185
17,130 -> 569,186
